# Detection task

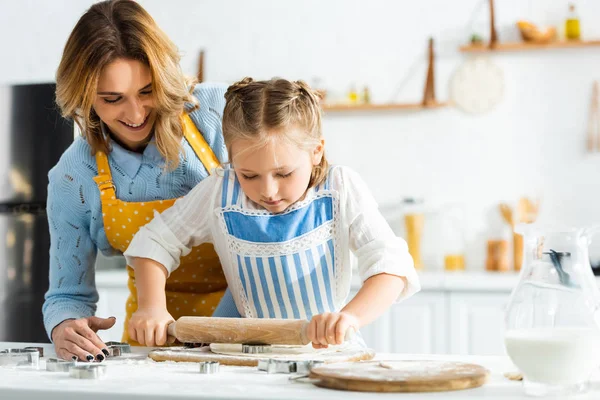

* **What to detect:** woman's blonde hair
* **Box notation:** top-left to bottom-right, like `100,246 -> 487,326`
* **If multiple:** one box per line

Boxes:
223,77 -> 329,188
55,0 -> 195,169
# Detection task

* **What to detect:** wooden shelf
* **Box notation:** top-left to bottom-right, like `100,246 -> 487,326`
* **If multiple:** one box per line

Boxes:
460,40 -> 600,53
322,102 -> 449,112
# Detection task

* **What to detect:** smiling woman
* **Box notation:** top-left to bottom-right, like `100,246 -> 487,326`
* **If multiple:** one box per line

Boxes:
93,60 -> 157,151
43,0 -> 238,362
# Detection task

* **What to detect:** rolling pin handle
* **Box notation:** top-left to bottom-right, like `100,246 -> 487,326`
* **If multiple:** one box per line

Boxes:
166,321 -> 177,343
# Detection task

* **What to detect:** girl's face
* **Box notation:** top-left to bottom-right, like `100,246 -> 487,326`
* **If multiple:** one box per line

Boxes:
231,128 -> 324,214
93,58 -> 156,151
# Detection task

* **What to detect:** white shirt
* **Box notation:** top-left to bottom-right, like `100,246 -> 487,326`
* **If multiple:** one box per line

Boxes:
124,165 -> 420,318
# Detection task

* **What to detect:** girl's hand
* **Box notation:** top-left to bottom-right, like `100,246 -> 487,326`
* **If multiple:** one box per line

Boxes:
306,312 -> 359,349
128,308 -> 174,346
51,316 -> 116,362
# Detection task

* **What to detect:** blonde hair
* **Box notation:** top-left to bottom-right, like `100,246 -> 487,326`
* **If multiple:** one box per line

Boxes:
223,77 -> 329,188
55,0 -> 196,169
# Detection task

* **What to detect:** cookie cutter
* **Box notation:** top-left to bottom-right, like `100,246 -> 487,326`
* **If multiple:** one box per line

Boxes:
23,346 -> 45,357
0,348 -> 40,368
257,359 -> 324,374
198,361 -> 220,374
46,357 -> 75,372
104,341 -> 131,357
242,344 -> 272,354
69,364 -> 107,379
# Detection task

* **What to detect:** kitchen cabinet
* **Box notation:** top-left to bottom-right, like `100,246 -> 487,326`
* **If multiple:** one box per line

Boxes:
356,291 -> 447,354
96,276 -> 129,342
357,290 -> 510,356
448,292 -> 510,356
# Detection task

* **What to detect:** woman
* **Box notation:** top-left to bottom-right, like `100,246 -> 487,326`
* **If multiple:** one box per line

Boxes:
43,0 -> 236,362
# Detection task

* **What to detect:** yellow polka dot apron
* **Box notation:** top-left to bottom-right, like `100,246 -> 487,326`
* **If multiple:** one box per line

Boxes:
93,114 -> 227,345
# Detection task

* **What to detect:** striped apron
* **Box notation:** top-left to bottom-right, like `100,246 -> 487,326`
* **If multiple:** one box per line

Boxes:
217,168 -> 340,320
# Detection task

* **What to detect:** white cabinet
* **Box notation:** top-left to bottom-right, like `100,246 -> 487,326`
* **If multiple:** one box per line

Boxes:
96,286 -> 129,342
448,292 -> 510,356
358,292 -> 447,354
356,289 -> 512,356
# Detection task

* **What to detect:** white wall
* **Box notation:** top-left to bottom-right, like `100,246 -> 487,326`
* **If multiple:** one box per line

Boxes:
2,0 -> 600,269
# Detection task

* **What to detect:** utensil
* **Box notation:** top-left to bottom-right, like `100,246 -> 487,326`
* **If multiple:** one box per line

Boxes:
166,317 -> 355,346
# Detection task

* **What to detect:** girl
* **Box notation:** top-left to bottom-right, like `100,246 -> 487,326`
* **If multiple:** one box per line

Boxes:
124,78 -> 420,348
43,0 -> 237,362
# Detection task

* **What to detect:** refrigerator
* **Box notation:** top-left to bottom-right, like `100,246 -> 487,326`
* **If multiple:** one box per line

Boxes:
0,83 -> 74,342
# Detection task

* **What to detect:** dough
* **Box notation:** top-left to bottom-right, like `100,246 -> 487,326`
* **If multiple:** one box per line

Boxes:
149,341 -> 375,366
209,342 -> 359,360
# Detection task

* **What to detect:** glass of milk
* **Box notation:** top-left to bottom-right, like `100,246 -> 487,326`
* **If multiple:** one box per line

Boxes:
505,224 -> 600,396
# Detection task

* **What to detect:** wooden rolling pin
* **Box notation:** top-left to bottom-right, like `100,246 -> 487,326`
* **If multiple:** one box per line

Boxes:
166,317 -> 354,345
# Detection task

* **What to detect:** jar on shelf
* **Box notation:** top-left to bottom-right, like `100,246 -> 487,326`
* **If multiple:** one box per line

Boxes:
401,198 -> 426,270
440,203 -> 466,271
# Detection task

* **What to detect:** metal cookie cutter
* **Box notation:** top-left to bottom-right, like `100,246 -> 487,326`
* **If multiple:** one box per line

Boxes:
46,358 -> 75,372
257,359 -> 324,374
0,348 -> 40,368
242,344 -> 271,354
104,341 -> 131,357
198,361 -> 219,374
69,364 -> 107,379
23,346 -> 44,357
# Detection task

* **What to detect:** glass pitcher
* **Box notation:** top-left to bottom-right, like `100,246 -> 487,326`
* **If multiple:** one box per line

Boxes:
504,223 -> 600,396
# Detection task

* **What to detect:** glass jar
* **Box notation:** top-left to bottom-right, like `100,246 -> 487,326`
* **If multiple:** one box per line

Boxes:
504,223 -> 600,396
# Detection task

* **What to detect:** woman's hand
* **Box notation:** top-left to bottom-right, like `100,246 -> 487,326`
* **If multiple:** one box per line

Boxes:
51,316 -> 116,362
306,312 -> 359,349
128,308 -> 175,346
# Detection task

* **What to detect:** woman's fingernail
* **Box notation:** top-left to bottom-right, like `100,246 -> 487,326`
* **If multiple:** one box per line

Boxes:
86,354 -> 94,362
102,348 -> 110,357
72,356 -> 78,361
96,354 -> 105,362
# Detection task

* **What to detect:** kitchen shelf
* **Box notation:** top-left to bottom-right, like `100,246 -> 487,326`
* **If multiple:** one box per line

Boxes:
460,40 -> 600,53
322,102 -> 449,112
321,38 -> 449,114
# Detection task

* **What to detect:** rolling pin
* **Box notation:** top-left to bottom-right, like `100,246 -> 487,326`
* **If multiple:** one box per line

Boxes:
166,317 -> 354,345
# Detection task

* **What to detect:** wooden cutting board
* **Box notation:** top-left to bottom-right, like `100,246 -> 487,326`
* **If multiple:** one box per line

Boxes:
308,360 -> 489,393
149,344 -> 375,367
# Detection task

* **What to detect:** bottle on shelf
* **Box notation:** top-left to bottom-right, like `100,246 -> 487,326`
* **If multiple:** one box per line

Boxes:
362,86 -> 371,104
347,84 -> 359,104
565,3 -> 581,40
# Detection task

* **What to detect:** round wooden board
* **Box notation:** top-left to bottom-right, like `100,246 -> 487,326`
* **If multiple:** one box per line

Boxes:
148,345 -> 375,367
309,360 -> 489,393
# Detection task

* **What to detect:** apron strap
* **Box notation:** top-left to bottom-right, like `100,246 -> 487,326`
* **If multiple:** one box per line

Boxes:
182,113 -> 221,175
92,114 -> 220,197
93,151 -> 117,199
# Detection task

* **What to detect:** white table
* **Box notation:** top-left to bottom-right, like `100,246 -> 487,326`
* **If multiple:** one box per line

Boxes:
1,342 -> 599,399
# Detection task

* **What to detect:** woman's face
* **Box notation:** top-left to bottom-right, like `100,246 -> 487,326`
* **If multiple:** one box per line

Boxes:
93,58 -> 156,151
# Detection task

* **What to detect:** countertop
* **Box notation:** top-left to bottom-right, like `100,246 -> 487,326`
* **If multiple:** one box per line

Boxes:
96,268 -> 600,292
2,341 -> 599,399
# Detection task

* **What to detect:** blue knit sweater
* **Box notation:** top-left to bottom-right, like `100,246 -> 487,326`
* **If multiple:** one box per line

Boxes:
42,83 -> 238,340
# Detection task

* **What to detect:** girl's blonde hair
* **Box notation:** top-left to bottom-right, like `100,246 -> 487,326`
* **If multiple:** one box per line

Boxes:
223,77 -> 329,188
55,0 -> 196,169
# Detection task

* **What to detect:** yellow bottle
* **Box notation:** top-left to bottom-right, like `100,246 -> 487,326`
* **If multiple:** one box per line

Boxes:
348,85 -> 358,104
565,3 -> 581,40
